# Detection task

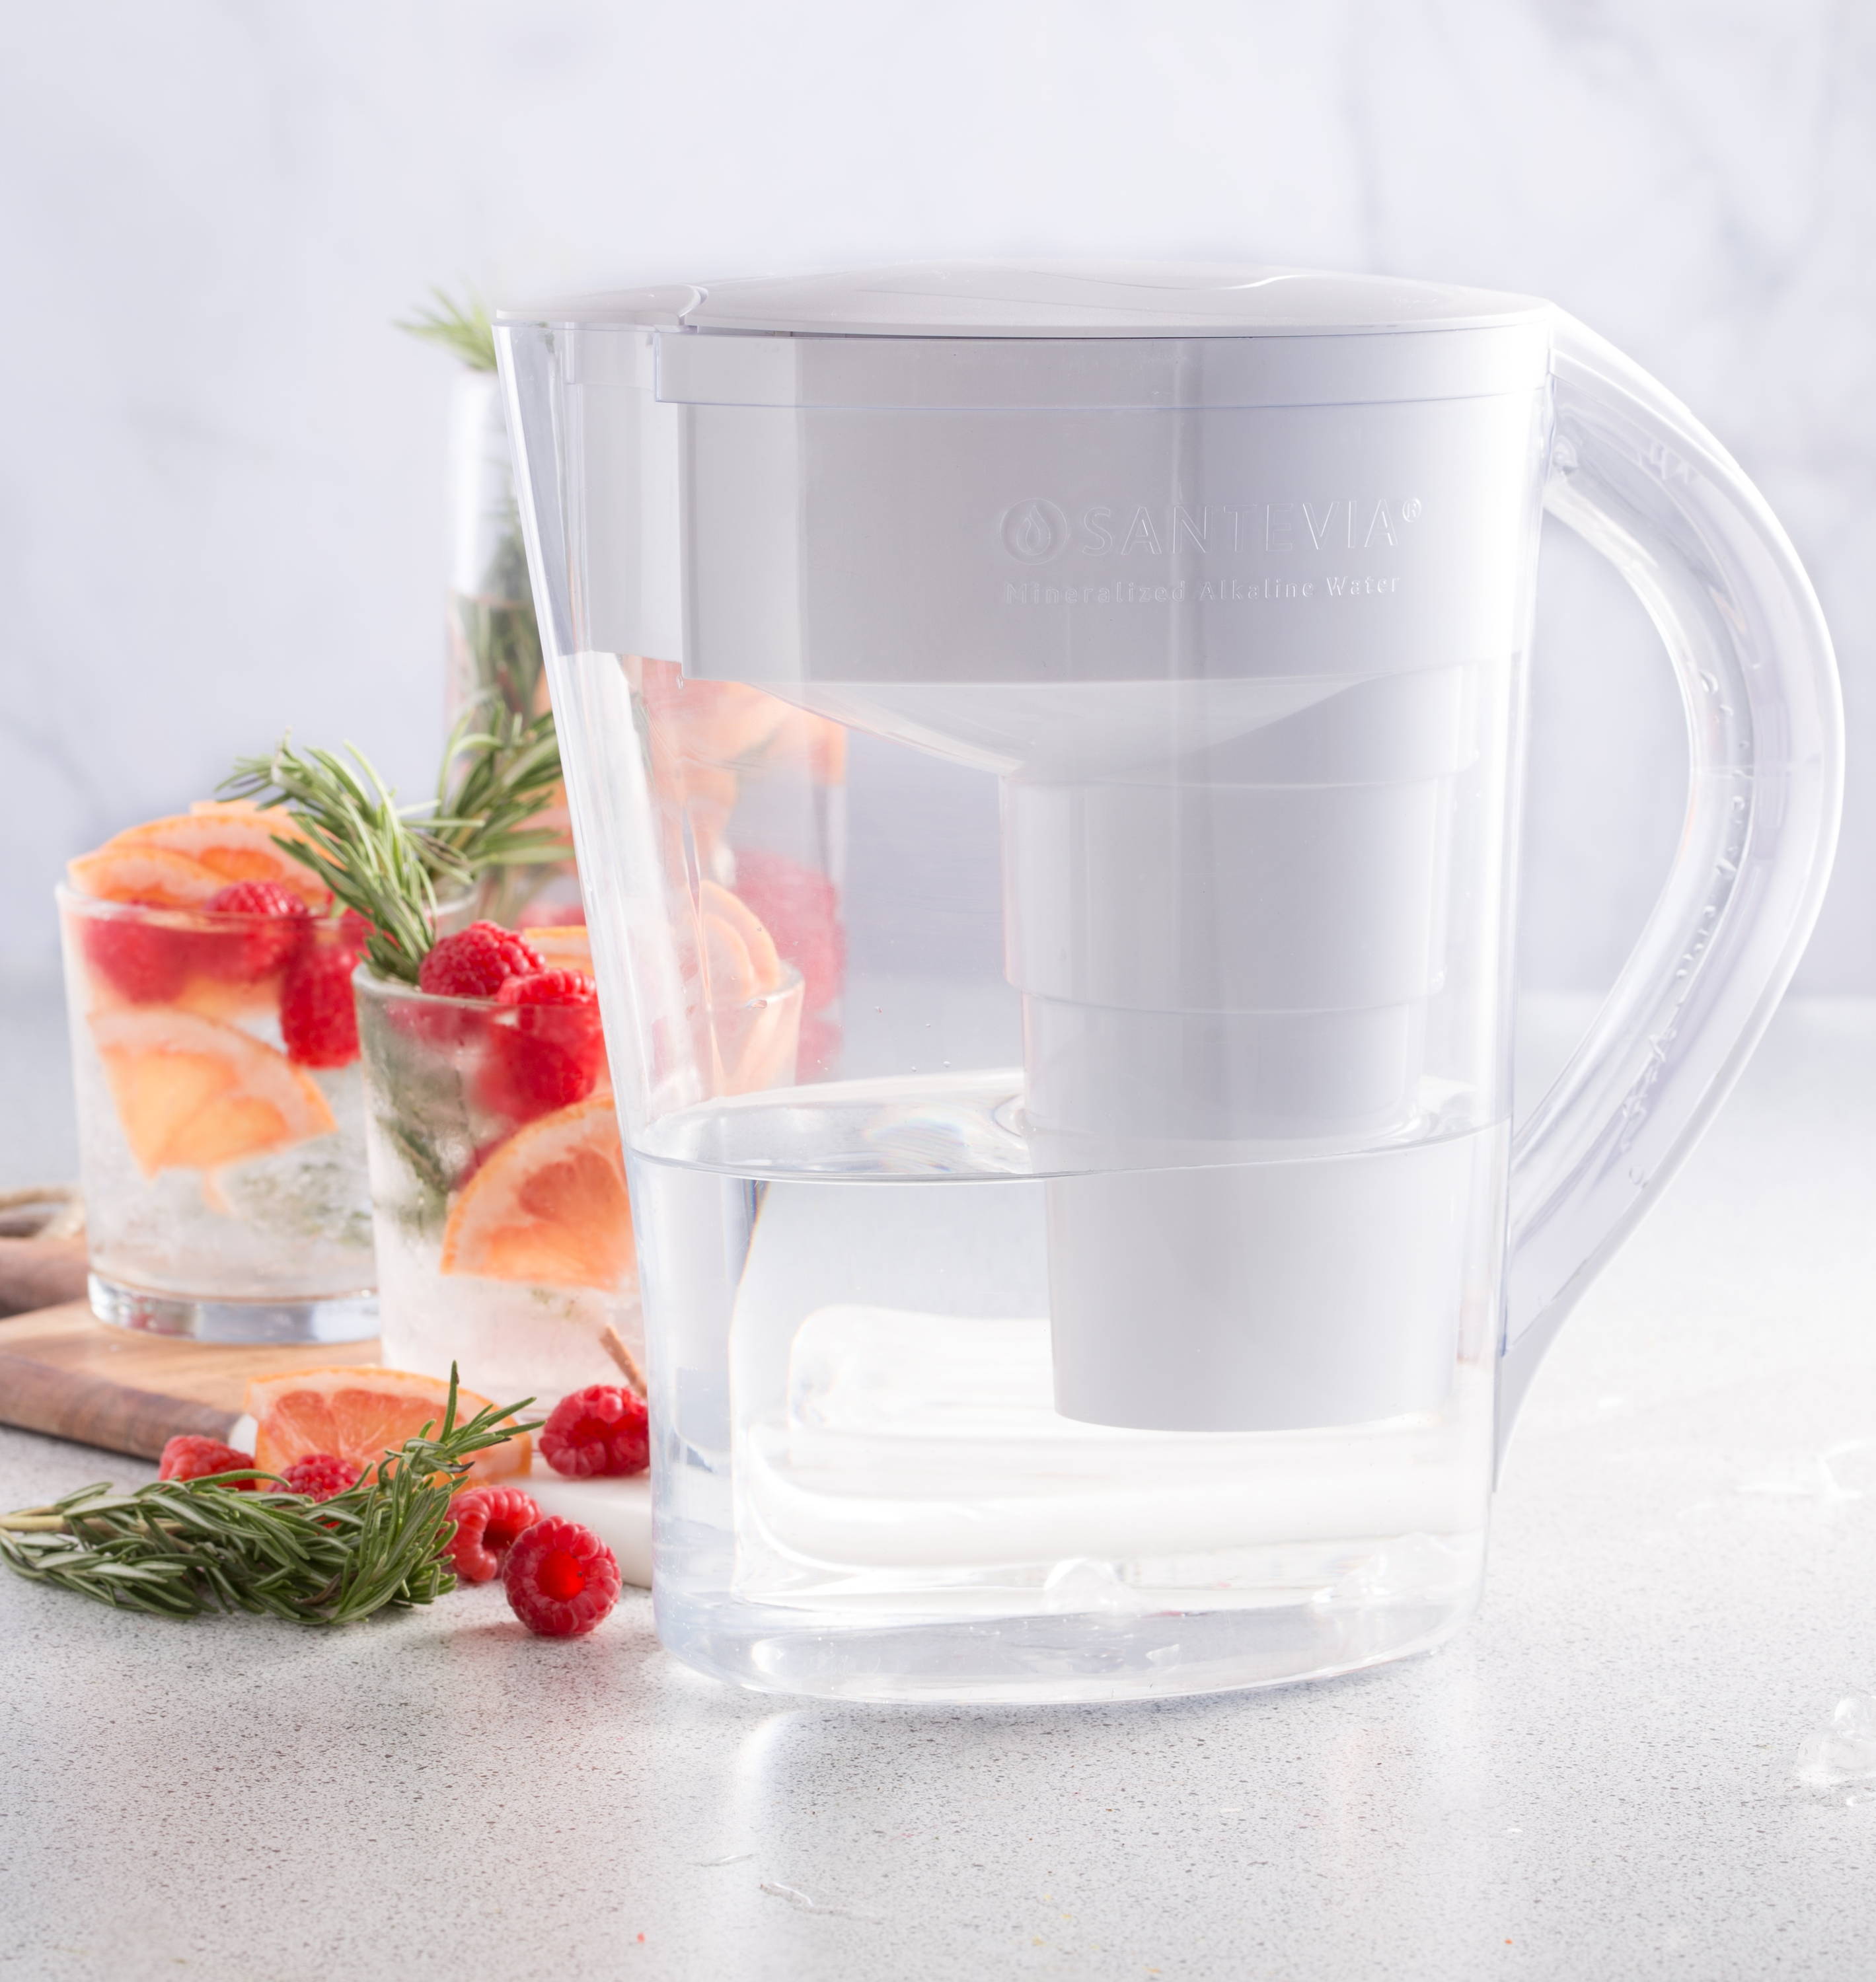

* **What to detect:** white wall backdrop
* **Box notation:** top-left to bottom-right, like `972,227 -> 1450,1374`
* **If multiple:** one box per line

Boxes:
1,0 -> 1869,994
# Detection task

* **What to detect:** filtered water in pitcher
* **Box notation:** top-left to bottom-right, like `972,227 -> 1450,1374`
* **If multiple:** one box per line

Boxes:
499,264 -> 1840,1703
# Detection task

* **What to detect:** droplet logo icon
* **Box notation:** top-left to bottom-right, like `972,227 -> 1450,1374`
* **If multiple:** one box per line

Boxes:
1000,499 -> 1069,564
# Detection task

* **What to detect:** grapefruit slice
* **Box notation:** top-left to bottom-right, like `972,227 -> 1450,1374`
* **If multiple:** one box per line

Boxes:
67,843 -> 227,908
109,811 -> 331,908
90,1007 -> 336,1175
730,848 -> 844,1009
702,910 -> 757,1004
520,925 -> 593,973
700,880 -> 782,996
246,1366 -> 530,1483
641,661 -> 791,765
440,1097 -> 635,1294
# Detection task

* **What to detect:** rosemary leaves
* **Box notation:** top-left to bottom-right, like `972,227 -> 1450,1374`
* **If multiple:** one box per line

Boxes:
0,1375 -> 538,1625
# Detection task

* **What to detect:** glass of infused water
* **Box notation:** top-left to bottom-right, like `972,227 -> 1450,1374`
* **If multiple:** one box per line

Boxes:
355,922 -> 750,1409
58,809 -> 378,1341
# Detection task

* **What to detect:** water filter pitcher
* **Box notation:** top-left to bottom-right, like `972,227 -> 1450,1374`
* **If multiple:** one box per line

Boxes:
499,265 -> 1841,1702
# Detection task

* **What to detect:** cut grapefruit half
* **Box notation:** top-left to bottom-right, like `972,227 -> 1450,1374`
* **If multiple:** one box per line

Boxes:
439,1096 -> 635,1294
246,1366 -> 531,1484
90,1006 -> 336,1175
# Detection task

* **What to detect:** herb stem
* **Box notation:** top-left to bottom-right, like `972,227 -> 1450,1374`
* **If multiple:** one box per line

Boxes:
0,1371 -> 540,1625
221,704 -> 563,979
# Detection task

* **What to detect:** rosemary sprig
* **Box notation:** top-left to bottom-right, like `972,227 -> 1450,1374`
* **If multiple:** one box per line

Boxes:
425,703 -> 566,897
221,741 -> 437,983
0,1372 -> 539,1625
450,581 -> 545,725
220,704 -> 564,982
398,286 -> 496,371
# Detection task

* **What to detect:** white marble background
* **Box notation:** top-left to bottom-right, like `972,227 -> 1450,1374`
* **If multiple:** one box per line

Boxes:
0,0 -> 1869,996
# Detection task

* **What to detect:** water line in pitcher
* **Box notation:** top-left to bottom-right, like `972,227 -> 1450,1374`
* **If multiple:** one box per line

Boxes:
630,1078 -> 1501,1651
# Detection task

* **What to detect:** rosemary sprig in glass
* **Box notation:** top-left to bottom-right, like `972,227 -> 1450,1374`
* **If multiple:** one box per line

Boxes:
221,740 -> 437,982
396,286 -> 496,371
0,1373 -> 537,1624
401,283 -> 548,723
220,704 -> 563,983
425,702 -> 567,897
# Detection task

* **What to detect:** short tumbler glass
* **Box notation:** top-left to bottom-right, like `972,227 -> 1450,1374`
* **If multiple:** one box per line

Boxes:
355,969 -> 677,1411
58,887 -> 377,1341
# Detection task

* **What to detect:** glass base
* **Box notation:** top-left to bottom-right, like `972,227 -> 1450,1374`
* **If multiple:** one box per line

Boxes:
87,1273 -> 379,1345
654,1586 -> 1479,1705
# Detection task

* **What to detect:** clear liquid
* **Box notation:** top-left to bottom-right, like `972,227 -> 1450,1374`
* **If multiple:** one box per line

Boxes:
373,1214 -> 643,1415
77,1058 -> 375,1301
630,1074 -> 1502,1704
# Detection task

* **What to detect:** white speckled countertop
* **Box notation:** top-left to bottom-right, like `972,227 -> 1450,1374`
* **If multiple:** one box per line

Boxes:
5,1000 -> 1876,1981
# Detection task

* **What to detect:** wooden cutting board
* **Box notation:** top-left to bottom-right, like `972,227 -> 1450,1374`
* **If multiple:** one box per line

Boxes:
0,1300 -> 381,1459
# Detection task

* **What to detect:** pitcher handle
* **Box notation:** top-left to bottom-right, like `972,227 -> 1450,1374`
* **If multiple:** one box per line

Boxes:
1497,314 -> 1843,1464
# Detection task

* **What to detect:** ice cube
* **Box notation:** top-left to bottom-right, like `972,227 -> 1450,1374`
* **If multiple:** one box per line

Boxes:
1822,1440 -> 1876,1500
1795,1693 -> 1876,1790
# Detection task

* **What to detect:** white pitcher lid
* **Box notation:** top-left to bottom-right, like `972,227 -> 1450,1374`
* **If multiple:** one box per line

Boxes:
504,260 -> 1545,338
500,262 -> 1552,405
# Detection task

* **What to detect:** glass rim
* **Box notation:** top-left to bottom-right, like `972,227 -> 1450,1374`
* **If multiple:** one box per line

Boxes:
353,955 -> 805,1015
54,881 -> 351,930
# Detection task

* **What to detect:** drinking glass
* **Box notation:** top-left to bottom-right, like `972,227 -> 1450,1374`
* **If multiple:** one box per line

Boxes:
59,887 -> 377,1341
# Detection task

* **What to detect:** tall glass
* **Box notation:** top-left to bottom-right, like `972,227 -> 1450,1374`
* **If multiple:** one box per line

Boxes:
58,889 -> 376,1341
445,368 -> 582,927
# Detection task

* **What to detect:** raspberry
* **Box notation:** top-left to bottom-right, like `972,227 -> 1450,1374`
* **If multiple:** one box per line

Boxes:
81,914 -> 196,1004
445,1486 -> 543,1583
418,922 -> 543,1000
275,1451 -> 362,1501
731,848 -> 845,1010
280,945 -> 360,1068
207,881 -> 307,918
197,881 -> 311,982
539,1383 -> 649,1479
497,969 -> 598,1011
476,970 -> 606,1122
502,1517 -> 621,1637
157,1434 -> 258,1488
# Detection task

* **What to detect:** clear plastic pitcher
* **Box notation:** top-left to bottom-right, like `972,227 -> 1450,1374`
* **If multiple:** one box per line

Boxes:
497,264 -> 1841,1703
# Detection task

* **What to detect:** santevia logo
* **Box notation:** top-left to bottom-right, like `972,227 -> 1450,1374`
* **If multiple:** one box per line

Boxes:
995,498 -> 1423,560
1000,499 -> 1070,564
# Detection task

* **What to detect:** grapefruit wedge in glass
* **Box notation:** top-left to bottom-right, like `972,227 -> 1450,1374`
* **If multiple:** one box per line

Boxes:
77,806 -> 332,908
89,1006 -> 336,1176
356,971 -> 646,1413
59,797 -> 373,1339
439,1096 -> 635,1292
